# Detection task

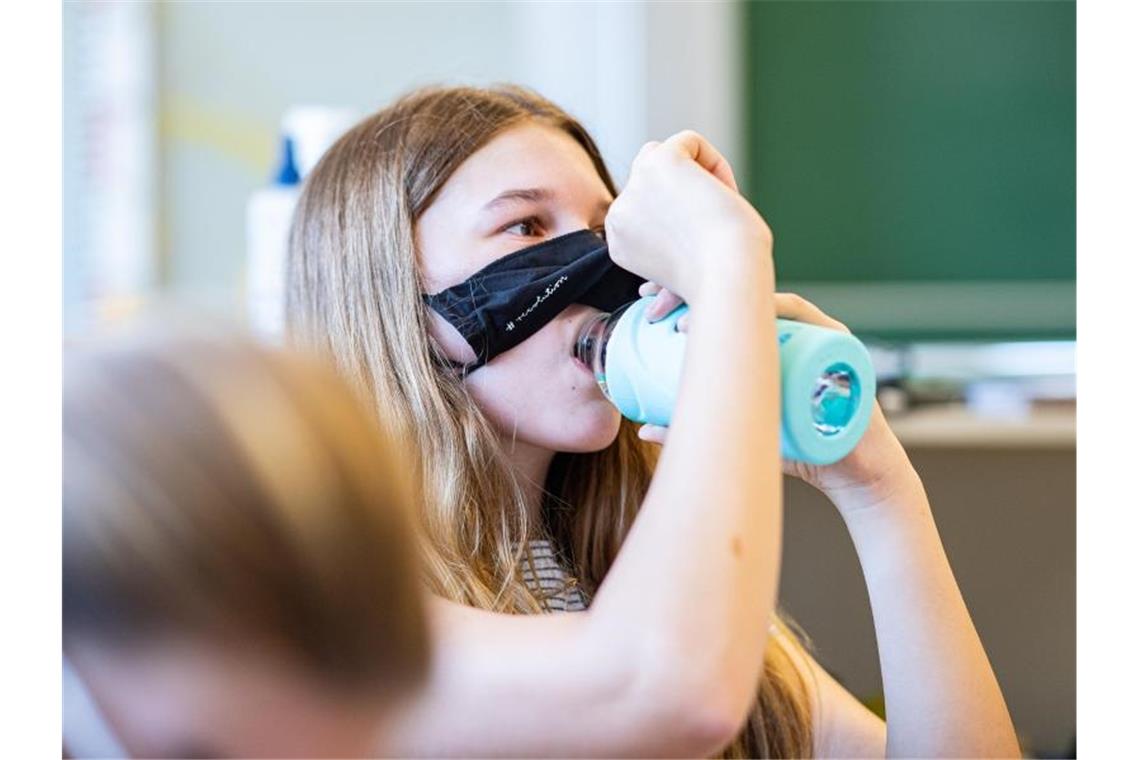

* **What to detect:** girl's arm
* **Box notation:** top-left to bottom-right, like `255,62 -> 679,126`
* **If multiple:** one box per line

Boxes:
388,133 -> 783,758
835,459 -> 1020,757
773,294 -> 1020,758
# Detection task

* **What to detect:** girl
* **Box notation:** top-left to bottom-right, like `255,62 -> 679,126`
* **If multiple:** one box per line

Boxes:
288,84 -> 1018,758
63,335 -> 429,758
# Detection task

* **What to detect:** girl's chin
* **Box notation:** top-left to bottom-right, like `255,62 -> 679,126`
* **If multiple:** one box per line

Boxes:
559,410 -> 623,452
488,397 -> 622,453
514,406 -> 620,454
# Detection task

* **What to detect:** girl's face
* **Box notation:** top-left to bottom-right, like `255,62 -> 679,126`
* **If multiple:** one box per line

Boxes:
417,123 -> 622,454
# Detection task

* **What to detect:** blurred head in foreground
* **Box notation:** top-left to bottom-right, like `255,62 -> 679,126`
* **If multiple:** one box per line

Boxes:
63,333 -> 429,758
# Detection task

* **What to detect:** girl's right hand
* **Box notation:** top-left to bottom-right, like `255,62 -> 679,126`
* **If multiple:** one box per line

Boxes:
604,130 -> 773,304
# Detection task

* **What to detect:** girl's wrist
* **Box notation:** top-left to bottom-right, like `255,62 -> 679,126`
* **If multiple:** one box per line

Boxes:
817,408 -> 928,525
834,465 -> 932,535
690,234 -> 775,309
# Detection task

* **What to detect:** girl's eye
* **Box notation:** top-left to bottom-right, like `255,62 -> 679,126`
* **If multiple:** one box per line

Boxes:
503,217 -> 544,237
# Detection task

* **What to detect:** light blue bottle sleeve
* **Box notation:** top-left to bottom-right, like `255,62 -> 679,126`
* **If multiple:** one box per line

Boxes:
602,296 -> 876,465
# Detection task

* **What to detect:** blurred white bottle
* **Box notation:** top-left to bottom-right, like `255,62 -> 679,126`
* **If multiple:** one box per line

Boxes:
246,106 -> 357,342
246,134 -> 300,342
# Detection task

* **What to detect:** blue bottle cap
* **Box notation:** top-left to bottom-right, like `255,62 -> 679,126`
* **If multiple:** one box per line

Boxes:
273,135 -> 301,186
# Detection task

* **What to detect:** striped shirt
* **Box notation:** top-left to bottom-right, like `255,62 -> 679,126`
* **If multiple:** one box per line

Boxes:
522,539 -> 590,612
521,540 -> 782,636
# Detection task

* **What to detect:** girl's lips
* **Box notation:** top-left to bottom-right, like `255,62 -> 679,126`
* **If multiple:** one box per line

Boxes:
573,352 -> 606,400
572,354 -> 593,376
568,307 -> 604,361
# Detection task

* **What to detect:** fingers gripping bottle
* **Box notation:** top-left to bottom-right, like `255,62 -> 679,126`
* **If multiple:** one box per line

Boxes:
574,296 -> 876,465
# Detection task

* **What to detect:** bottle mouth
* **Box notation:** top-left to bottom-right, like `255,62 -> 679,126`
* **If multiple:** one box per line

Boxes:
574,313 -> 609,364
574,302 -> 634,400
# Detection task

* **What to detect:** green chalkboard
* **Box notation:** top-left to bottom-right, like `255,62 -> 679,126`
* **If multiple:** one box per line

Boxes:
742,0 -> 1074,338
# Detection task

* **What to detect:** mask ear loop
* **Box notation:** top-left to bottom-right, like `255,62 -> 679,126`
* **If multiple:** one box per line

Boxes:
63,652 -> 130,759
421,294 -> 484,379
425,335 -> 478,378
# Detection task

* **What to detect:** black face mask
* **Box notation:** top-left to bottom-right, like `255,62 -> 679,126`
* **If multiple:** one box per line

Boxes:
423,229 -> 644,373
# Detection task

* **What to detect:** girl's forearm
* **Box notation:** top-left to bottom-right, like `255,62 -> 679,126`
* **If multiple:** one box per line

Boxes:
839,477 -> 1020,758
591,248 -> 781,723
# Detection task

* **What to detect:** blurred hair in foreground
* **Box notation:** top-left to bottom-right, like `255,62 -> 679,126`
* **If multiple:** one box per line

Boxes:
63,328 -> 429,701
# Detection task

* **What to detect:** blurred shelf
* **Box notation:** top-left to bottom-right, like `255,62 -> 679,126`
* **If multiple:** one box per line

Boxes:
886,403 -> 1075,449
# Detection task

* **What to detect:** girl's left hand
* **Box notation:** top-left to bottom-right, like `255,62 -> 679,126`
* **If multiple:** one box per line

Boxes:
637,285 -> 923,518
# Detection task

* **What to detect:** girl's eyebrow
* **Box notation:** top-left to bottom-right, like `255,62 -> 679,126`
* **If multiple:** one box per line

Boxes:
482,187 -> 556,212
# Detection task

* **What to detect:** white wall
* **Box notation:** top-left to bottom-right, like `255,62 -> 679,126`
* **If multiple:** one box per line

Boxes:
515,1 -> 743,186
646,2 -> 743,176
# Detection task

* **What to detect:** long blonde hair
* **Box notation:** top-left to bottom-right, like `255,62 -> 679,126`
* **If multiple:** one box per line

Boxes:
63,333 -> 429,697
287,84 -> 813,757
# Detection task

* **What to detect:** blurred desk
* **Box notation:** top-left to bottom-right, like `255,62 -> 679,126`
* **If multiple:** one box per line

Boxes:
887,402 -> 1075,449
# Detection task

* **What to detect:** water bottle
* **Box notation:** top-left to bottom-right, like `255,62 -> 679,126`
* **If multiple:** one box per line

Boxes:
574,296 -> 876,464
